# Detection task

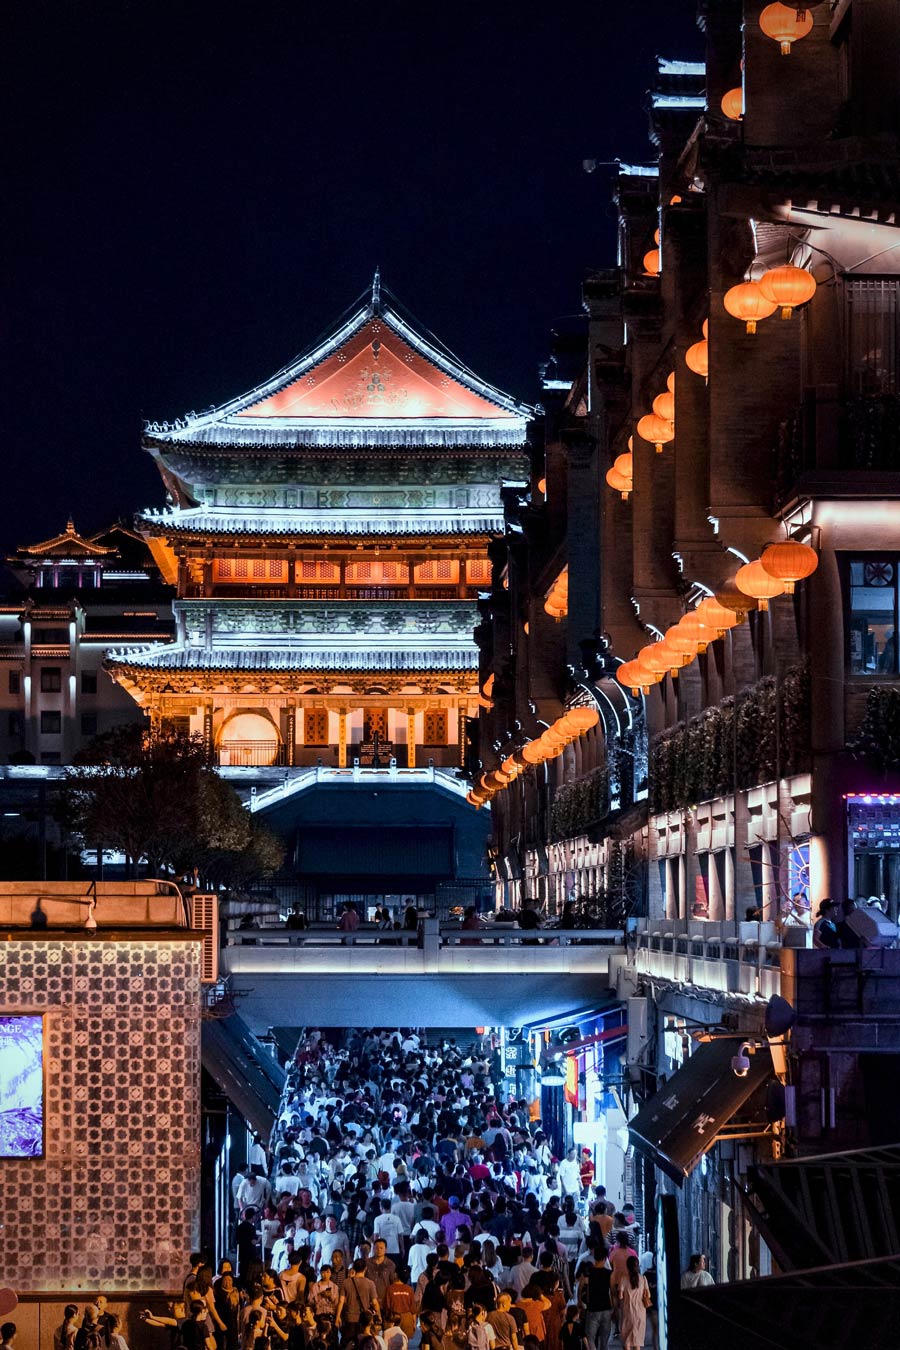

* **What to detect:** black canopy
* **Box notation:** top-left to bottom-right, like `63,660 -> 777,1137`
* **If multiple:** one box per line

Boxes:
628,1036 -> 771,1183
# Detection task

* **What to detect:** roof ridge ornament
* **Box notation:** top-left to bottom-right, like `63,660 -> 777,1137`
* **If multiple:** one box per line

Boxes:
372,266 -> 382,312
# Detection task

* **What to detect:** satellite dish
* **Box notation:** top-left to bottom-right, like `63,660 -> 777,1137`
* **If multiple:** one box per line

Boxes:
764,994 -> 797,1039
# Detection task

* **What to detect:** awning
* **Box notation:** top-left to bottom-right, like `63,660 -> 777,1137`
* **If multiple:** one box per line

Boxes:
628,1037 -> 771,1184
522,998 -> 620,1034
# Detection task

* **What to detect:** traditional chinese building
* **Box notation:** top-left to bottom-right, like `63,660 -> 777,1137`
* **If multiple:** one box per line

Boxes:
0,518 -> 173,766
108,277 -> 531,773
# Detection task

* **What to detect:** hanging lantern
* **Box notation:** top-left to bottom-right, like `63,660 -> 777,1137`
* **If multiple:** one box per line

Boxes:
676,612 -> 715,653
643,249 -> 661,276
735,559 -> 786,611
627,435 -> 634,451
695,596 -> 741,635
685,339 -> 709,380
616,659 -> 654,696
614,451 -> 633,479
643,640 -> 688,679
757,264 -> 817,319
637,412 -> 675,453
561,706 -> 600,734
724,281 -> 778,333
606,465 -> 631,499
759,2 -> 814,53
716,581 -> 758,618
664,625 -> 700,660
702,319 -> 709,339
760,540 -> 818,592
666,371 -> 675,395
521,740 -> 544,765
537,477 -> 546,495
721,87 -> 744,120
654,228 -> 661,245
653,390 -> 675,423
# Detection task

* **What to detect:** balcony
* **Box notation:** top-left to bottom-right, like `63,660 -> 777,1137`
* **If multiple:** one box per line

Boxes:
774,391 -> 900,508
632,916 -> 791,1000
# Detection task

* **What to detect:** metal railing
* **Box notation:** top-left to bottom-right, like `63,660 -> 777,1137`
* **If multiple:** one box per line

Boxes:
217,741 -> 288,766
229,922 -> 623,947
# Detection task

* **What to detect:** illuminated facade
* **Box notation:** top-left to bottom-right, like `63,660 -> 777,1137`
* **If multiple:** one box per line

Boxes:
108,278 -> 530,768
472,0 -> 900,1293
0,519 -> 173,765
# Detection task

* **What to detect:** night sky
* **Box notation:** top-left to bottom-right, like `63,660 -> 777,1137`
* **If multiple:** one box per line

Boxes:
7,0 -> 701,555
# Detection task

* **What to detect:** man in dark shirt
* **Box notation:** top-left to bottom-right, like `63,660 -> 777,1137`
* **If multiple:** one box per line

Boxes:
579,1249 -> 612,1350
236,1207 -> 260,1281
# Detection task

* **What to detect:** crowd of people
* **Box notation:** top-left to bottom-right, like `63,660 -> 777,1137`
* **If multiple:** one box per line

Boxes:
213,1028 -> 659,1350
17,1028 -> 723,1350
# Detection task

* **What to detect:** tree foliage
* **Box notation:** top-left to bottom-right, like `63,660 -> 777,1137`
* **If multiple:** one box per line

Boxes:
65,726 -> 283,885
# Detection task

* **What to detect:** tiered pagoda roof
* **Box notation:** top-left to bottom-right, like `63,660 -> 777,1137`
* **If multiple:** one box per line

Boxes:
144,274 -> 531,456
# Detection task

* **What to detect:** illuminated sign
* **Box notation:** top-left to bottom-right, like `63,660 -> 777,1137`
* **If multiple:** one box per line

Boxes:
0,1015 -> 44,1157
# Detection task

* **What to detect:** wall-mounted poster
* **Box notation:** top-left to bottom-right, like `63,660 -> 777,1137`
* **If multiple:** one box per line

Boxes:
0,1016 -> 44,1157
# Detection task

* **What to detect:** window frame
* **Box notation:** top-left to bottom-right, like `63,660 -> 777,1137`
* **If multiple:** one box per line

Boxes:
843,552 -> 900,678
40,667 -> 62,693
40,710 -> 62,735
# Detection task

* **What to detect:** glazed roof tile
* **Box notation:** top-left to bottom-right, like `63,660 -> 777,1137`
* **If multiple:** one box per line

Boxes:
138,508 -> 502,538
143,281 -> 532,450
107,647 -> 478,672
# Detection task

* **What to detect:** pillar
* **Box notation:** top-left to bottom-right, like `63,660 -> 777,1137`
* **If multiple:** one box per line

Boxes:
203,701 -> 214,762
338,710 -> 348,768
407,708 -> 416,768
286,705 -> 296,767
457,706 -> 467,768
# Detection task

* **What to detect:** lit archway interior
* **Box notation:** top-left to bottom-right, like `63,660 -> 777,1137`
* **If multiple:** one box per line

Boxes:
218,712 -> 280,765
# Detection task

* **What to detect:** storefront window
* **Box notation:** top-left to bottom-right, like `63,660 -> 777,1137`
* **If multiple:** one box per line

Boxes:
848,557 -> 899,675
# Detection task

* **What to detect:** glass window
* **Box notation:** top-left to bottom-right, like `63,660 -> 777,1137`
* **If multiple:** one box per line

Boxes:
81,714 -> 98,737
8,712 -> 23,736
844,279 -> 899,396
40,667 -> 62,692
81,672 -> 97,695
41,711 -> 62,734
8,671 -> 20,695
848,557 -> 899,675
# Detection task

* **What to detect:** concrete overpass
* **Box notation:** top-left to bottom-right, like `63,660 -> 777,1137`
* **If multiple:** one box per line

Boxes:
221,927 -> 624,1030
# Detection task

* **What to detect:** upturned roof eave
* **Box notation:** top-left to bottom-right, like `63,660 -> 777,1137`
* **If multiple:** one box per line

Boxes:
143,300 -> 534,443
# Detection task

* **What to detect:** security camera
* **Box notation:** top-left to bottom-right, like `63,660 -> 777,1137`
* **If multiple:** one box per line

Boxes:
731,1042 -> 752,1078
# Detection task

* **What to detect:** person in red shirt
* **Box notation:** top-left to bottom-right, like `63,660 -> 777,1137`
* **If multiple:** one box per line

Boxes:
579,1150 -> 595,1200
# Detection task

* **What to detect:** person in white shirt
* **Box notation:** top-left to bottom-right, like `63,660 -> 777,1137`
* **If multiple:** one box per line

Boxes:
249,1136 -> 269,1171
416,1207 -> 441,1242
407,1230 -> 434,1283
274,1163 -> 301,1197
271,1229 -> 297,1273
372,1200 -> 404,1257
681,1254 -> 714,1289
558,1149 -> 582,1200
315,1216 -> 350,1269
236,1173 -> 271,1213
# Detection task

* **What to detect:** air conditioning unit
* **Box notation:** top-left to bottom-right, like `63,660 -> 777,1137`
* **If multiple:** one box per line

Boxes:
191,893 -> 220,984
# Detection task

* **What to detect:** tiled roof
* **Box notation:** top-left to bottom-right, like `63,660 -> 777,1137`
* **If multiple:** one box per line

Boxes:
143,282 -> 532,449
107,647 -> 479,672
138,509 -> 502,538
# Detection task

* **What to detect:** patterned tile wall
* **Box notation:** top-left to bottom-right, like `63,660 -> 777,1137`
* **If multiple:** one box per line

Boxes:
0,938 -> 202,1292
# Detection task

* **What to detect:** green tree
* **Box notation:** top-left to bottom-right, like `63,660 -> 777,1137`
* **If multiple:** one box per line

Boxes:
65,726 -> 273,882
